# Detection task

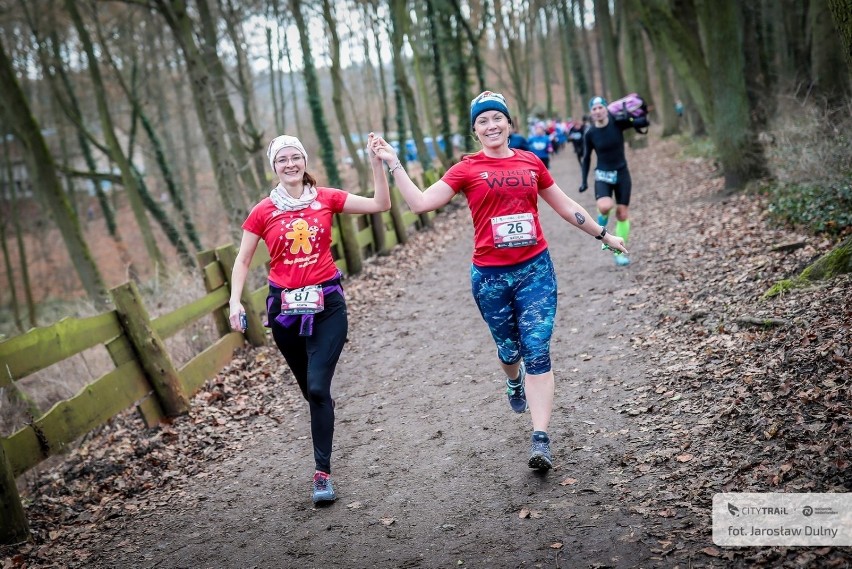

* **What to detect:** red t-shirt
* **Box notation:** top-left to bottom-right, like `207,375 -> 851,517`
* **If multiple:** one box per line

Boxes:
441,150 -> 555,267
242,187 -> 348,288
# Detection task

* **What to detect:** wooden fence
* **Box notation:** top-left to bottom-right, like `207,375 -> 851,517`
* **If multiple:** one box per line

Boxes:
0,200 -> 436,544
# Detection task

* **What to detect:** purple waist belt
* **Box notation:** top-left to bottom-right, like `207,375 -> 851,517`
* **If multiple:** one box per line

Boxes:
269,277 -> 344,337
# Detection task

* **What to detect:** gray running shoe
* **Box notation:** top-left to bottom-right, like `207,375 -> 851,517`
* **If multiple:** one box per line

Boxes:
312,472 -> 337,504
528,433 -> 553,471
505,361 -> 528,413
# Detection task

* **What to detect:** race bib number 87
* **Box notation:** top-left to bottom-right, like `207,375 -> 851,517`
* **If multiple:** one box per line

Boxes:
491,213 -> 537,248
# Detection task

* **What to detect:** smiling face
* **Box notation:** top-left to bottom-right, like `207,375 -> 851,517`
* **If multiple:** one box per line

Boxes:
473,110 -> 510,151
274,148 -> 306,188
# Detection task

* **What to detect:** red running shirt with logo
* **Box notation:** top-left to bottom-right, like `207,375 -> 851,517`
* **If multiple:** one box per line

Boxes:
442,150 -> 554,267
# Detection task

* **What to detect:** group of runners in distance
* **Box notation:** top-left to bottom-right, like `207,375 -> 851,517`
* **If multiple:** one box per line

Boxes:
228,89 -> 646,505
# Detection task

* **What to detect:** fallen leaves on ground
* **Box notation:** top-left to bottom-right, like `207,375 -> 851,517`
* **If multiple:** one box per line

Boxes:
614,138 -> 850,567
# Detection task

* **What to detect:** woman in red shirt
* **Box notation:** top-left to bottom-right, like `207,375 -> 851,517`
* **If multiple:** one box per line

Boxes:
228,134 -> 390,504
370,91 -> 626,472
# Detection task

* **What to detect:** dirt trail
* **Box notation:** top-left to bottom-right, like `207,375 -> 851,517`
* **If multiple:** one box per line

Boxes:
78,149 -> 687,569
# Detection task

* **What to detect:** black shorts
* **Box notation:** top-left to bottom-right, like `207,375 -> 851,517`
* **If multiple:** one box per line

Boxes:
594,166 -> 631,206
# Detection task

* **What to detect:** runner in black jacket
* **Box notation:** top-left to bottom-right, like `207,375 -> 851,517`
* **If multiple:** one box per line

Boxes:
579,96 -> 648,266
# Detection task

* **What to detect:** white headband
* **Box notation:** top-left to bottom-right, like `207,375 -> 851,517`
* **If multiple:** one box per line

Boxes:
267,135 -> 308,170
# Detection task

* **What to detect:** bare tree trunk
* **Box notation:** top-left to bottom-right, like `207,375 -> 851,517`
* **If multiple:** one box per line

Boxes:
170,55 -> 199,205
2,140 -> 28,331
65,0 -> 167,275
696,0 -> 766,189
621,1 -> 653,108
266,26 -> 283,134
577,0 -> 597,95
221,0 -> 268,190
281,29 -> 303,140
425,0 -> 454,163
827,0 -> 852,70
195,0 -> 260,196
651,40 -> 680,136
449,0 -> 487,93
595,0 -> 626,98
407,2 -> 450,169
810,0 -> 852,102
290,0 -> 362,273
0,37 -> 108,308
492,0 -> 532,120
389,0 -> 433,172
538,5 -> 554,117
152,0 -> 249,230
321,0 -> 369,191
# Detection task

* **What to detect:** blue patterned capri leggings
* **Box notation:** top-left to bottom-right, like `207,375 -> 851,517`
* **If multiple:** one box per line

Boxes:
470,249 -> 558,375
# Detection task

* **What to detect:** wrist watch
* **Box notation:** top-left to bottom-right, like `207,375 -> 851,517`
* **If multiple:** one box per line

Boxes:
595,227 -> 607,240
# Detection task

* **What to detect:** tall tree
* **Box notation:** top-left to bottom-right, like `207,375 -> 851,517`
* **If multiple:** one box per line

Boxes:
289,0 -> 362,273
594,0 -> 626,98
425,0 -> 454,163
221,0 -> 267,189
620,0 -> 653,109
650,40 -> 679,136
65,0 -> 168,275
195,0 -> 260,196
695,0 -> 766,189
388,0 -> 432,171
0,37 -> 108,308
492,0 -> 532,121
321,0 -> 368,191
809,0 -> 851,102
827,0 -> 852,69
151,0 -> 250,229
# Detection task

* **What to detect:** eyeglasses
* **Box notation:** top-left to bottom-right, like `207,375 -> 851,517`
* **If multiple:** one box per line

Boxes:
275,155 -> 304,166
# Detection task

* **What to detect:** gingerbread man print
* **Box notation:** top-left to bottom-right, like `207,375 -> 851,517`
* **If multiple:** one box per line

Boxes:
285,218 -> 318,254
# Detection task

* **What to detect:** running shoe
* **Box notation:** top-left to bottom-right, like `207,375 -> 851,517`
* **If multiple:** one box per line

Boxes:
505,361 -> 527,413
312,471 -> 337,504
528,432 -> 553,471
614,254 -> 630,267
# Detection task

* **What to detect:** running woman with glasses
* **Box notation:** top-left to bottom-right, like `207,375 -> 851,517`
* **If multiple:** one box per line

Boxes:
228,134 -> 390,504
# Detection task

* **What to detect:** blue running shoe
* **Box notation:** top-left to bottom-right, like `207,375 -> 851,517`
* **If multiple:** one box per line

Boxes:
614,254 -> 630,267
505,361 -> 527,413
528,432 -> 553,471
312,471 -> 337,504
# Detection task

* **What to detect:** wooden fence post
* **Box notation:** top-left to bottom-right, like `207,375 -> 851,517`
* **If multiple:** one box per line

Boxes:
197,248 -> 231,338
215,244 -> 267,347
0,441 -> 29,544
110,282 -> 190,416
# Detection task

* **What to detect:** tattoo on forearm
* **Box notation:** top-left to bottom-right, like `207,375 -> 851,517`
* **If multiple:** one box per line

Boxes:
575,212 -> 586,224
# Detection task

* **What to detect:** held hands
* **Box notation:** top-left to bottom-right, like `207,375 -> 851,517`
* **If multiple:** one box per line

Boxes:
366,132 -> 381,165
369,135 -> 398,166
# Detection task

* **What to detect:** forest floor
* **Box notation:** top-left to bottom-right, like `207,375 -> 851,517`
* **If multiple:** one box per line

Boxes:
2,135 -> 850,569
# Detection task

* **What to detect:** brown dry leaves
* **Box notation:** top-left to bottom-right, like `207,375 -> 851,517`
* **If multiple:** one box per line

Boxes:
616,138 -> 850,567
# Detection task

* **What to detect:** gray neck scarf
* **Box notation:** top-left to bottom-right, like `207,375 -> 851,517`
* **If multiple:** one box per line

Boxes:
269,184 -> 318,211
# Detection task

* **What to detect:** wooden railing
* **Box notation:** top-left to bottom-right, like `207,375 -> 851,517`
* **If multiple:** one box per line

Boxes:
0,202 -> 435,544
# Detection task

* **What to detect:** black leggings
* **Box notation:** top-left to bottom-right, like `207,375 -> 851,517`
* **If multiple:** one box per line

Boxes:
268,288 -> 348,474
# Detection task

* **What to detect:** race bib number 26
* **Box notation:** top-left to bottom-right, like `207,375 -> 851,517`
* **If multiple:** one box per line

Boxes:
491,213 -> 537,248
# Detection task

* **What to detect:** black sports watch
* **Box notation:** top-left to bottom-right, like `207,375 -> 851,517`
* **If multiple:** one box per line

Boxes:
595,227 -> 607,240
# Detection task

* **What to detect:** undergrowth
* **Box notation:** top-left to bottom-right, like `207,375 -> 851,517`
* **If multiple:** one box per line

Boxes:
762,95 -> 852,236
